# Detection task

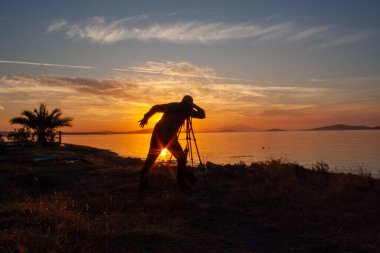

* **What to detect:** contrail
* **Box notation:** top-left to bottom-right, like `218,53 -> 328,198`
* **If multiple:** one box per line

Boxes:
0,60 -> 94,69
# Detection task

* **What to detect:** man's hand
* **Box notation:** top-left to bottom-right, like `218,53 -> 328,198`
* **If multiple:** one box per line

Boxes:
138,117 -> 148,128
192,103 -> 201,111
190,103 -> 206,119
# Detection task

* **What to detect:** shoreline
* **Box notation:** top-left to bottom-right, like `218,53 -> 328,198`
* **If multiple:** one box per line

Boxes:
3,141 -> 378,178
1,144 -> 380,252
2,127 -> 380,137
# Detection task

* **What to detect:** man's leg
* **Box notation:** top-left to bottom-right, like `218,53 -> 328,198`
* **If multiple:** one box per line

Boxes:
140,131 -> 162,190
167,139 -> 188,189
140,153 -> 159,190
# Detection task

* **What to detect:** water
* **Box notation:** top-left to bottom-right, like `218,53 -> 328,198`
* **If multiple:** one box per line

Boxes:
63,130 -> 380,176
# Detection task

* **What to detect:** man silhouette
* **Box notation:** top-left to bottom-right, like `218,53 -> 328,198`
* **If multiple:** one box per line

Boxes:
138,95 -> 205,190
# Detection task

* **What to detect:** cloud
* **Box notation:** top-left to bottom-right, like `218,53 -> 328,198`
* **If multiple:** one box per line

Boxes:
115,61 -> 215,78
1,61 -> 366,109
2,61 -> 379,130
260,105 -> 314,117
319,31 -> 374,48
47,19 -> 68,32
0,75 -> 136,97
265,13 -> 281,21
0,72 -> 336,119
308,78 -> 334,82
307,76 -> 380,91
286,25 -> 334,42
47,16 -> 336,45
0,60 -> 94,69
0,71 -> 320,113
113,61 -> 254,82
0,58 -> 253,82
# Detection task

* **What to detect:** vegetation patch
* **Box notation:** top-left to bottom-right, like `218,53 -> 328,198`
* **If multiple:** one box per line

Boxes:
1,145 -> 379,252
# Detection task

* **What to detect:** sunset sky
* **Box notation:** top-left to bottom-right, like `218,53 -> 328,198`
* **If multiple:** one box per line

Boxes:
1,0 -> 380,132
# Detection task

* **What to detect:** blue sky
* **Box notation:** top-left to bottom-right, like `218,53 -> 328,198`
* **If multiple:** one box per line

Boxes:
1,0 -> 380,131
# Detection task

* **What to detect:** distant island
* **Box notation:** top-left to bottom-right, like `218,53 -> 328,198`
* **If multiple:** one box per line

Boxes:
216,125 -> 257,132
266,128 -> 287,132
216,124 -> 380,132
308,124 -> 380,131
219,128 -> 238,132
2,124 -> 380,136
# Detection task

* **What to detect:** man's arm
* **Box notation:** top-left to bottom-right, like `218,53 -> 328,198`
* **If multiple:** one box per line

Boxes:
189,104 -> 205,119
138,104 -> 168,128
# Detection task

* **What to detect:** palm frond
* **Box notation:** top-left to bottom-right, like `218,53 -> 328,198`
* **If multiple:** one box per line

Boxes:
21,110 -> 36,120
50,108 -> 61,116
9,117 -> 30,126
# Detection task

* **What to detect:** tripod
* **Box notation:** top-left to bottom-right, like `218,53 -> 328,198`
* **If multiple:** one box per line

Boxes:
169,117 -> 208,186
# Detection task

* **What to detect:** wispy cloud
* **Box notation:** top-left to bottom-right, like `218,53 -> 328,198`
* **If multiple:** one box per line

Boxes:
286,25 -> 334,42
47,19 -> 67,32
0,75 -> 135,97
0,59 -> 255,82
0,60 -> 94,69
2,62 -> 379,130
319,31 -> 374,48
115,61 -> 215,78
265,13 -> 281,21
47,16 -> 339,45
113,61 -> 254,82
0,69 -> 341,120
308,78 -> 334,83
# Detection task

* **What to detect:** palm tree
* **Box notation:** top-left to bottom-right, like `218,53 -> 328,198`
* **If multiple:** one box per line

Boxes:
9,103 -> 73,144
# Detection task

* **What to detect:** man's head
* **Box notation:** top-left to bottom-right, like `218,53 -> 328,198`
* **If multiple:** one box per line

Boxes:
181,95 -> 193,107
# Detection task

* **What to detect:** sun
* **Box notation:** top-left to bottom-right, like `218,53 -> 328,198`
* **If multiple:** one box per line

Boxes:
160,148 -> 167,157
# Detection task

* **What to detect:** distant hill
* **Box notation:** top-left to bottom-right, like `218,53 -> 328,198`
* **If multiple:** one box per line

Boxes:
14,123 -> 378,137
125,128 -> 153,134
219,128 -> 238,132
216,125 -> 257,132
62,131 -> 114,135
266,128 -> 287,132
309,124 -> 376,131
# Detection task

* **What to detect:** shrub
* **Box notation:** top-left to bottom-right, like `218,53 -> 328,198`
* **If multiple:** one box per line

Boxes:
311,160 -> 330,172
7,127 -> 34,144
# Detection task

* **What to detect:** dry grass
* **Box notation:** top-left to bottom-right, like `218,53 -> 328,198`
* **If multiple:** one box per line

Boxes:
1,145 -> 379,252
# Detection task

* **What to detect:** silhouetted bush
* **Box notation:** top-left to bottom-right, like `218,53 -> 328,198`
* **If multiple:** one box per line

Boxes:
7,127 -> 34,144
311,160 -> 330,172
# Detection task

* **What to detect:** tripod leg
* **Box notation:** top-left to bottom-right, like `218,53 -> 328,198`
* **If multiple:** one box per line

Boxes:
188,118 -> 209,189
167,140 -> 190,189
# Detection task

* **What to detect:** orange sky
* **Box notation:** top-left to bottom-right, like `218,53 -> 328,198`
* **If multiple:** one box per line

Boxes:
1,61 -> 379,132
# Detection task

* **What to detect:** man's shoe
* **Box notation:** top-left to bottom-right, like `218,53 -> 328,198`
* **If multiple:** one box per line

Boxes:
186,167 -> 197,184
139,181 -> 150,192
178,181 -> 191,191
187,174 -> 197,184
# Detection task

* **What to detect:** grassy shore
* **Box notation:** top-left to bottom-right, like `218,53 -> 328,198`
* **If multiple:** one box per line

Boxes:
1,144 -> 379,252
